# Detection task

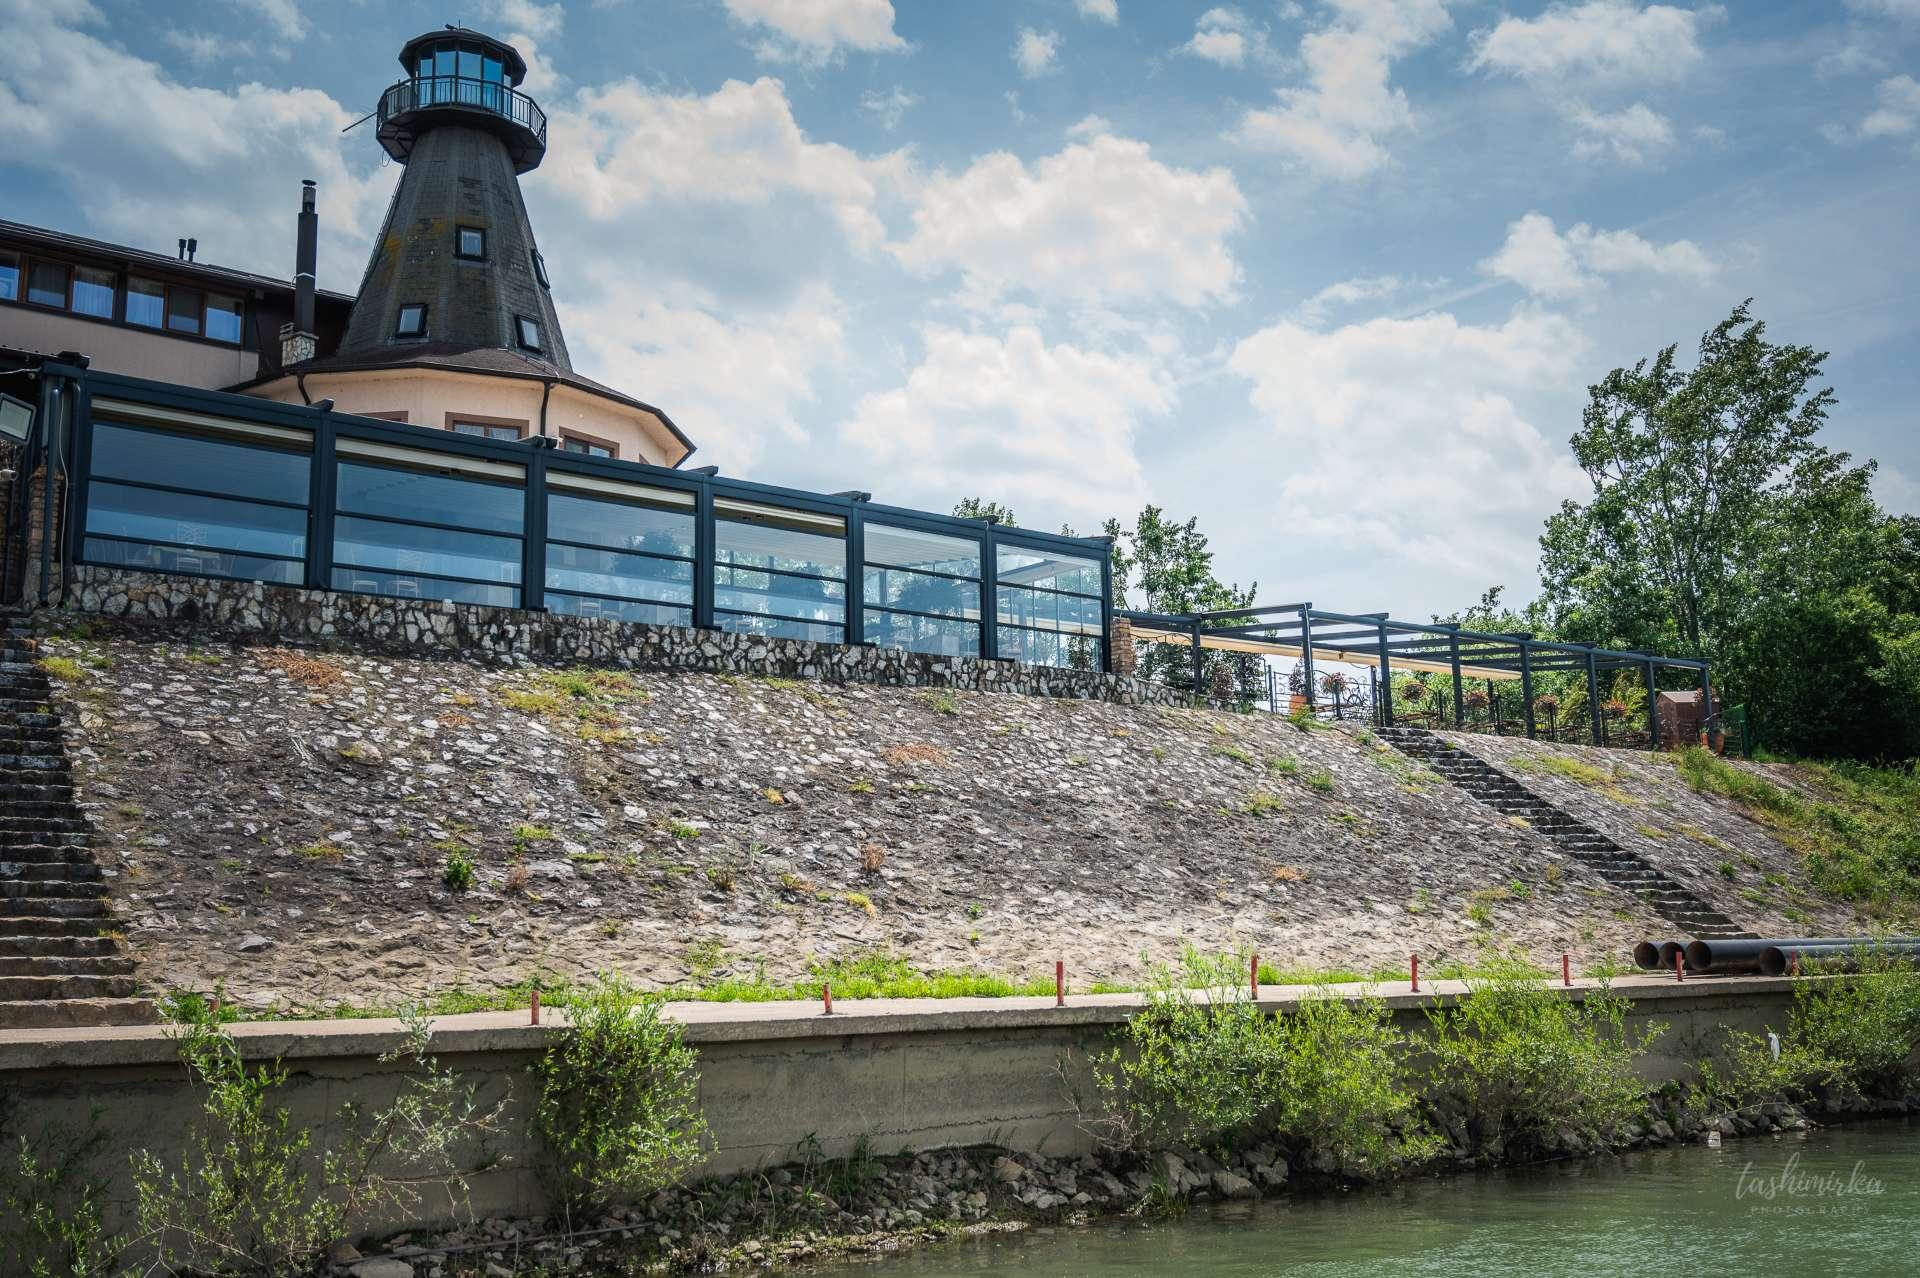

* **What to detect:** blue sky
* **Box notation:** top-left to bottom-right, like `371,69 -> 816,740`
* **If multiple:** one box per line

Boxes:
4,0 -> 1916,617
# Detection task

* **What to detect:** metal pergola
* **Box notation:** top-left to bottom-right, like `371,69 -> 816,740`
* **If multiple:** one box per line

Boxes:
1119,603 -> 1712,750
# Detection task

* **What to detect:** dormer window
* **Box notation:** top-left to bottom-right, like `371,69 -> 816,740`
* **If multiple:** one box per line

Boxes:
531,247 -> 550,289
514,314 -> 542,352
395,303 -> 427,338
456,226 -> 486,260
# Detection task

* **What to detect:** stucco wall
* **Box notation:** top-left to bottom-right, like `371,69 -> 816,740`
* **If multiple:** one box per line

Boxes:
0,306 -> 259,389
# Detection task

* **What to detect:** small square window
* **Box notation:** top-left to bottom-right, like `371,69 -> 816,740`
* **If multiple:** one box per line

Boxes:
205,294 -> 242,343
561,436 -> 614,459
395,303 -> 427,337
71,267 -> 115,319
167,287 -> 203,335
531,248 -> 550,289
26,261 -> 68,308
452,420 -> 521,441
456,226 -> 486,259
514,315 -> 542,352
126,278 -> 165,328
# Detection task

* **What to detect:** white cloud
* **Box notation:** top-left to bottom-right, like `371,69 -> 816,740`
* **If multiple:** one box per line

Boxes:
162,30 -> 230,64
0,0 -> 392,290
841,325 -> 1169,526
1846,0 -> 1920,19
1180,8 -> 1270,67
1469,1 -> 1714,84
1860,74 -> 1920,137
1565,101 -> 1676,164
1229,308 -> 1589,579
233,0 -> 308,42
1075,0 -> 1119,24
1232,0 -> 1454,180
892,133 -> 1247,309
542,76 -> 905,252
1292,273 -> 1444,324
487,0 -> 564,41
1479,212 -> 1713,299
859,85 -> 920,130
720,0 -> 907,63
1067,114 -> 1114,138
1014,28 -> 1061,77
566,286 -> 845,467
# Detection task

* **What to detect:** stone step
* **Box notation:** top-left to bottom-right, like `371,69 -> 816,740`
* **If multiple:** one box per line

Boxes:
0,878 -> 105,900
1,916 -> 116,937
0,844 -> 95,864
0,954 -> 135,977
0,861 -> 102,882
0,997 -> 159,1029
0,973 -> 138,1000
0,933 -> 119,957
0,896 -> 110,918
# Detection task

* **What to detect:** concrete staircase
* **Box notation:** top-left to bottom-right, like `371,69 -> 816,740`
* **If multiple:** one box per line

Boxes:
1375,724 -> 1751,941
0,620 -> 155,1028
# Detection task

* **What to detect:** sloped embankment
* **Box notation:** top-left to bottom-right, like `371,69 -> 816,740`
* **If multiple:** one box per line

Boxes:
36,632 -> 1824,1012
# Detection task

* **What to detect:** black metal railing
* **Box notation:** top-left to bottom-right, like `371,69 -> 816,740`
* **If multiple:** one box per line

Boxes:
378,76 -> 548,146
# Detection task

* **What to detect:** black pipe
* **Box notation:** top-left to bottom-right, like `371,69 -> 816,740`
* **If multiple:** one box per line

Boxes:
1686,936 -> 1920,974
1633,940 -> 1676,970
1761,941 -> 1920,977
294,179 -> 317,338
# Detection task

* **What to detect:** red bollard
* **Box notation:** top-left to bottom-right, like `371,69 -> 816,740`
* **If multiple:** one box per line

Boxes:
1410,953 -> 1419,994
822,982 -> 833,1015
530,989 -> 541,1026
1056,959 -> 1065,1007
1250,952 -> 1260,1000
1562,953 -> 1571,987
1675,951 -> 1685,983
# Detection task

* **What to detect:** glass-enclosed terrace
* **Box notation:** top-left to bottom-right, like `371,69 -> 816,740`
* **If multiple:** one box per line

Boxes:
64,370 -> 1112,671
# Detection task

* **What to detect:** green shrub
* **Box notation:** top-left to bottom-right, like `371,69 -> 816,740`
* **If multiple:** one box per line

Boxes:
1424,957 -> 1658,1157
0,1100 -> 123,1278
442,850 -> 476,892
1268,989 -> 1440,1175
533,973 -> 707,1220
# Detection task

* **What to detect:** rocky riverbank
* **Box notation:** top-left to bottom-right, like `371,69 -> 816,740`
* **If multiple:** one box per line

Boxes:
329,1092 -> 1915,1278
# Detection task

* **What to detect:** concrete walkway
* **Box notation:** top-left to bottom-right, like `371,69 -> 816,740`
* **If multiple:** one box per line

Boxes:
0,971 -> 1796,1070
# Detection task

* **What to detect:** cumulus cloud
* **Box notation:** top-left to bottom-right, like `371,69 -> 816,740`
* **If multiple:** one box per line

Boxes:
488,0 -> 564,41
1479,212 -> 1713,299
891,133 -> 1247,309
1565,101 -> 1676,164
1469,0 -> 1715,84
1229,308 -> 1589,579
233,0 -> 308,42
841,325 -> 1169,526
541,76 -> 906,253
0,0 -> 392,289
720,0 -> 907,63
1232,0 -> 1453,180
1859,74 -> 1920,137
1075,0 -> 1119,23
1291,273 -> 1445,324
859,85 -> 920,130
1014,27 -> 1062,77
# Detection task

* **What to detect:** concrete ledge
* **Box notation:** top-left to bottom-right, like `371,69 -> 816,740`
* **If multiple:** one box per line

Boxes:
0,973 -> 1800,1072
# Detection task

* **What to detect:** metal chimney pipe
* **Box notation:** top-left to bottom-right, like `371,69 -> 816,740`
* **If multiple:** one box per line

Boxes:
186,237 -> 197,262
294,179 -> 317,336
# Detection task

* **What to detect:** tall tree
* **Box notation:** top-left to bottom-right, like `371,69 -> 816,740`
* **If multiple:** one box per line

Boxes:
951,497 -> 1017,526
1107,506 -> 1258,697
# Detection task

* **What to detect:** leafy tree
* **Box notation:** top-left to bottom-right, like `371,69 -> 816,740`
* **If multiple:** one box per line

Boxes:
1538,301 -> 1918,757
1106,505 -> 1259,698
951,497 -> 1017,525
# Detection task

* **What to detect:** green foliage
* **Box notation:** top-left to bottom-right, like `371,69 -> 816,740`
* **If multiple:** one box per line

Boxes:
951,497 -> 1017,526
1303,767 -> 1335,793
533,973 -> 707,1219
1424,958 -> 1659,1157
132,1006 -> 499,1274
1106,505 -> 1259,698
36,656 -> 89,683
1090,951 -> 1434,1176
0,1100 -> 123,1278
442,849 -> 476,891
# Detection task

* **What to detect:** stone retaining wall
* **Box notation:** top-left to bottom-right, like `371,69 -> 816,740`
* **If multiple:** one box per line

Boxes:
50,566 -> 1185,706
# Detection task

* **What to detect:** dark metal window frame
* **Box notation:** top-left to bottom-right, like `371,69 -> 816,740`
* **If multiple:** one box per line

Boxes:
395,303 -> 428,338
455,225 -> 487,261
0,247 -> 249,348
513,313 -> 542,353
543,488 -> 694,614
331,457 -> 529,606
58,368 -> 1117,674
861,520 -> 986,657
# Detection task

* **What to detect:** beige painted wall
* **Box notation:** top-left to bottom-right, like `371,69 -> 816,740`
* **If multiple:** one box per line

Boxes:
243,367 -> 687,467
0,306 -> 259,388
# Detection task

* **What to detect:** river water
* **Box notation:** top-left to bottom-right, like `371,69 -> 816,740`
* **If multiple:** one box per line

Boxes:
813,1122 -> 1919,1278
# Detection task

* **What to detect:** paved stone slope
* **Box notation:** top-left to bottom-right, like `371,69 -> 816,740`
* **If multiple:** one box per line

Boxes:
40,633 -> 1824,1013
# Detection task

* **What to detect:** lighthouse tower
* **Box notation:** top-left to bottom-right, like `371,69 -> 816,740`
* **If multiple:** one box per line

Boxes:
245,28 -> 692,466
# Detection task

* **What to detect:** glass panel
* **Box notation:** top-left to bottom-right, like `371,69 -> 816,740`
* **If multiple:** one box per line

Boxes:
545,544 -> 694,604
716,515 -> 845,580
334,566 -> 515,609
27,262 -> 66,307
458,48 -> 481,78
71,267 -> 114,318
516,316 -> 541,349
865,610 -> 980,657
205,294 -> 242,343
396,304 -> 425,336
336,461 -> 523,533
167,288 -> 202,334
91,422 -> 310,504
333,516 -> 521,585
458,227 -> 485,258
862,567 -> 980,618
715,567 -> 845,622
0,252 -> 17,301
434,46 -> 456,76
715,613 -> 843,644
865,523 -> 981,576
126,278 -> 164,327
85,538 -> 303,584
560,438 -> 611,458
547,492 -> 693,556
996,585 -> 1103,634
482,54 -> 503,82
450,421 -> 518,441
998,626 -> 1101,669
996,545 -> 1103,596
86,482 -> 306,559
547,592 -> 692,627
